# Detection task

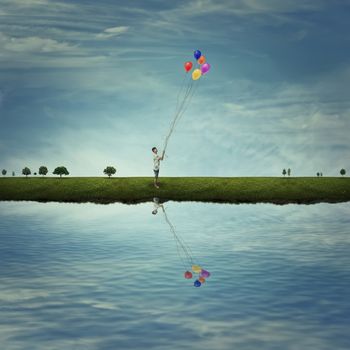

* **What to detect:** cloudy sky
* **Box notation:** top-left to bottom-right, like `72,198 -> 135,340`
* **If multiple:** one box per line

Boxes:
0,0 -> 349,177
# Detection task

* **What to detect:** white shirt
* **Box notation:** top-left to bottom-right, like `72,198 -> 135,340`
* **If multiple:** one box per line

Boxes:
153,152 -> 161,170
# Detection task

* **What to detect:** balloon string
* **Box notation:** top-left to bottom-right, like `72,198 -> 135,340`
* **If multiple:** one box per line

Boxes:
162,208 -> 194,268
163,76 -> 194,154
173,78 -> 200,130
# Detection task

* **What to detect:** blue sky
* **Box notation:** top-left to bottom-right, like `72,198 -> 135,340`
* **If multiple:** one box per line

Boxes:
0,0 -> 349,177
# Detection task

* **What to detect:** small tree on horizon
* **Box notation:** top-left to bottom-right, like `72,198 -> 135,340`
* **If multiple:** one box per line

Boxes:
2,169 -> 6,176
22,167 -> 31,177
12,171 -> 15,177
287,168 -> 291,176
282,169 -> 286,177
340,169 -> 346,177
317,172 -> 320,177
39,166 -> 48,176
104,166 -> 117,178
320,172 -> 323,177
53,166 -> 69,178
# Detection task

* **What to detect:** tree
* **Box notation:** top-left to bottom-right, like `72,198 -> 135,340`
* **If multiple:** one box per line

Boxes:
53,166 -> 69,178
104,166 -> 117,178
340,169 -> 346,177
320,172 -> 323,177
22,167 -> 31,177
282,169 -> 286,177
317,172 -> 320,177
39,166 -> 48,176
2,169 -> 6,176
287,168 -> 291,176
12,171 -> 15,177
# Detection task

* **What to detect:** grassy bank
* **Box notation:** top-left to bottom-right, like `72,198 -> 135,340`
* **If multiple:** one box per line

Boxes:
0,177 -> 349,204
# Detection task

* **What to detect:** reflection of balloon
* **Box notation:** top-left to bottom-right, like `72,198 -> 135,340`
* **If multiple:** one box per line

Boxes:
194,280 -> 201,287
184,271 -> 193,279
194,50 -> 201,60
184,61 -> 193,72
192,265 -> 202,273
200,269 -> 210,278
198,277 -> 206,283
192,69 -> 201,80
201,63 -> 211,74
198,55 -> 206,65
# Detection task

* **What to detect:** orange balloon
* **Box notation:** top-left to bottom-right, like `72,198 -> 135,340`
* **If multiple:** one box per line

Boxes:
197,55 -> 206,65
198,277 -> 206,283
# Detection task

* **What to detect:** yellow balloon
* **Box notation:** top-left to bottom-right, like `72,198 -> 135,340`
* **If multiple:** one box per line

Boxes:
192,265 -> 202,273
192,69 -> 201,81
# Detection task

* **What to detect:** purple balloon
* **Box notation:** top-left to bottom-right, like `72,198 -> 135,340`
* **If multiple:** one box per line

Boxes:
201,63 -> 211,74
200,269 -> 211,278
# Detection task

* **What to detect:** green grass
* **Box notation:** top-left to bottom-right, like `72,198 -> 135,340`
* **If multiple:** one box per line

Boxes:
0,177 -> 349,204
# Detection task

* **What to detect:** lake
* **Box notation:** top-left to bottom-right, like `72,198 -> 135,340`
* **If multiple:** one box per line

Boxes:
0,200 -> 349,350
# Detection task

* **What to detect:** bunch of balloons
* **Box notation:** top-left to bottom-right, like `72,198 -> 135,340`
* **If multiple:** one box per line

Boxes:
184,49 -> 211,80
162,48 -> 211,155
184,265 -> 211,287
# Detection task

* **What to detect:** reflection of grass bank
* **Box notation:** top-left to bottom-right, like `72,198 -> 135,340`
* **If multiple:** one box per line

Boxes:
0,177 -> 349,204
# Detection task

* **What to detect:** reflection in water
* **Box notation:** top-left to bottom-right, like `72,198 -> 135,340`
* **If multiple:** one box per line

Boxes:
152,197 -> 211,287
1,201 -> 350,350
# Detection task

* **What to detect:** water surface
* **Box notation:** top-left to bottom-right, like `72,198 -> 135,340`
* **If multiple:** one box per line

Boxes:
0,201 -> 349,350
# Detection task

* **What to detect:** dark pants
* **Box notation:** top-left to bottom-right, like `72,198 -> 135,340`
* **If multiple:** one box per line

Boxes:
153,169 -> 159,179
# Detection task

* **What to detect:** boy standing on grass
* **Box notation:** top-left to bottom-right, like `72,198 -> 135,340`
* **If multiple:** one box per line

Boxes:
152,147 -> 164,188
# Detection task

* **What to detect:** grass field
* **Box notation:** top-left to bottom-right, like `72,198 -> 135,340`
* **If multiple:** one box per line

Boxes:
0,177 -> 349,204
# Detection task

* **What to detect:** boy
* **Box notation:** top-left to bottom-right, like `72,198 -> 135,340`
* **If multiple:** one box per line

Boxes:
152,147 -> 164,188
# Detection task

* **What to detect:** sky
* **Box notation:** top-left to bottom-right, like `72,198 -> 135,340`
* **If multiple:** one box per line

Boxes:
0,0 -> 349,177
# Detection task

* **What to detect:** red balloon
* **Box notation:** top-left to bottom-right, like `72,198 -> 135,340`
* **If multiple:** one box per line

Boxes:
184,61 -> 193,72
184,271 -> 193,279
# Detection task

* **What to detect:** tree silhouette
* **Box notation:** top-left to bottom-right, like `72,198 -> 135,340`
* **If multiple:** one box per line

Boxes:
287,168 -> 291,176
22,167 -> 31,177
104,166 -> 117,178
340,169 -> 346,176
282,169 -> 286,177
53,166 -> 69,178
12,171 -> 15,177
39,166 -> 48,176
1,169 -> 6,176
317,172 -> 320,177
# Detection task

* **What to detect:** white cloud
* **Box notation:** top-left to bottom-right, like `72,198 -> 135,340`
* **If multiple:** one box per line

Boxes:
96,26 -> 129,39
0,32 -> 74,53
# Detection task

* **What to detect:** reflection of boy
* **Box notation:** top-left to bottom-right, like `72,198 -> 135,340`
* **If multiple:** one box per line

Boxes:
152,147 -> 164,188
152,197 -> 164,215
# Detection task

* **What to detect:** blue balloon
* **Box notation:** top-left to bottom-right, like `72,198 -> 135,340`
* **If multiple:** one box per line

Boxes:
194,280 -> 202,287
194,50 -> 201,60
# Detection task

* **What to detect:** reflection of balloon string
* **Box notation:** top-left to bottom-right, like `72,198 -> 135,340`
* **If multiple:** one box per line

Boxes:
163,209 -> 194,267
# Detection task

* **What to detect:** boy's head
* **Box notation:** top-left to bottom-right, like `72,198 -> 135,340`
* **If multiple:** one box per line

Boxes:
152,147 -> 158,154
152,209 -> 158,215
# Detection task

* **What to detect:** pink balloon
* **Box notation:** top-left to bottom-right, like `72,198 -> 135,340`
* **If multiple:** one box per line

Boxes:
201,63 -> 211,74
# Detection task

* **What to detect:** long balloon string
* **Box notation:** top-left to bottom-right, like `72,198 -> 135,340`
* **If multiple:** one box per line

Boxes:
165,78 -> 193,145
173,78 -> 200,130
163,76 -> 195,154
162,208 -> 194,269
